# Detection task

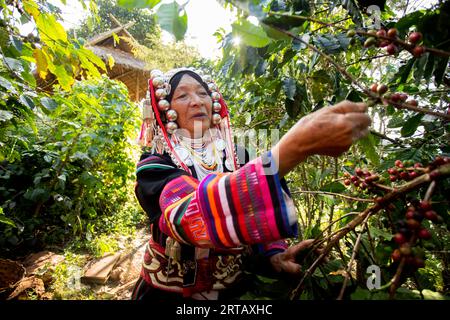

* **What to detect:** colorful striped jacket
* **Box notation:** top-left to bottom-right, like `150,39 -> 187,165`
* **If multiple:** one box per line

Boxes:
135,150 -> 298,298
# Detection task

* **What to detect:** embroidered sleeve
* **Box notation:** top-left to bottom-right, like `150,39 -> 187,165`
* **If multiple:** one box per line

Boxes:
135,153 -> 189,224
158,151 -> 298,248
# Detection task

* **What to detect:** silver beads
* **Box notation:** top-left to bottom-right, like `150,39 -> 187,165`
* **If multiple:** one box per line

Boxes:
212,113 -> 222,125
208,83 -> 218,92
155,88 -> 168,99
213,102 -> 222,113
152,76 -> 165,88
211,92 -> 221,101
202,75 -> 212,83
158,99 -> 170,112
166,109 -> 178,122
165,121 -> 178,134
151,69 -> 163,79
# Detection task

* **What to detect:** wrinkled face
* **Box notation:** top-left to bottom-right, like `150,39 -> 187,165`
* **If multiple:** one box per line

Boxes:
170,74 -> 213,137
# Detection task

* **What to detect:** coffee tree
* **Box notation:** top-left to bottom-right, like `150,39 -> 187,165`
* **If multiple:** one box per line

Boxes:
129,0 -> 450,299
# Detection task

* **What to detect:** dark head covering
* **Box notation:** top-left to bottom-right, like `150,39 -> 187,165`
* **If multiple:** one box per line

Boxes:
167,70 -> 211,103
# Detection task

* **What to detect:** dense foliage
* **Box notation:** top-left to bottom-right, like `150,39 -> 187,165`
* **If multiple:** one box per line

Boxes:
0,0 -> 449,300
210,0 -> 450,300
0,0 -> 142,257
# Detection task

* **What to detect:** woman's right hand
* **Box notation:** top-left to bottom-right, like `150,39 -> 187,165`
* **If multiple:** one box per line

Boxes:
271,100 -> 371,177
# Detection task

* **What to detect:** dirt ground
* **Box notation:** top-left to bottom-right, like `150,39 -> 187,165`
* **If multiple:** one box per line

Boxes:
1,227 -> 150,300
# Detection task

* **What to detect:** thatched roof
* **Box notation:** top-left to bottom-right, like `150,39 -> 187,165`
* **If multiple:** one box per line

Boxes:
34,16 -> 150,102
85,18 -> 150,101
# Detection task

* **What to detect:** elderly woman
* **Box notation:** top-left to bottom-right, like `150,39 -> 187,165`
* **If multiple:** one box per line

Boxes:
132,68 -> 371,300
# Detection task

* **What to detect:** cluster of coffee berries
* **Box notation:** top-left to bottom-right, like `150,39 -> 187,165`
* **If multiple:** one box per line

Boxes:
388,160 -> 424,182
391,200 -> 440,269
347,27 -> 425,58
343,168 -> 380,190
368,83 -> 418,107
388,156 -> 450,182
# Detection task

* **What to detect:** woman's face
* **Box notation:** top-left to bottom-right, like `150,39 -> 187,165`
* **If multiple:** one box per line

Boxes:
170,74 -> 213,137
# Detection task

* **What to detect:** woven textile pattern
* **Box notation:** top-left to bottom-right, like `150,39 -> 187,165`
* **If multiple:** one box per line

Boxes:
157,151 -> 298,249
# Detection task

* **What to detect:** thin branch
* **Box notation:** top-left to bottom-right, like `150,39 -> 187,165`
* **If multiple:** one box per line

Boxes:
291,189 -> 374,202
337,213 -> 372,300
369,129 -> 404,147
267,26 -> 450,120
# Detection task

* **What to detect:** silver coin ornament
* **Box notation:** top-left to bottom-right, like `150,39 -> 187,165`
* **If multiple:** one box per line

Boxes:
212,113 -> 222,125
211,92 -> 221,101
158,99 -> 170,112
208,83 -> 218,92
151,69 -> 163,79
155,88 -> 167,99
166,109 -> 178,122
215,139 -> 226,151
165,121 -> 178,134
202,75 -> 212,83
152,77 -> 165,88
213,102 -> 222,113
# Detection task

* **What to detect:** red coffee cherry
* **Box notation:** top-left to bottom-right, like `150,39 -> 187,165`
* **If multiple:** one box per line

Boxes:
399,244 -> 412,256
370,83 -> 378,93
389,175 -> 397,182
344,179 -> 351,186
376,29 -> 387,37
408,32 -> 422,44
386,43 -> 397,55
387,28 -> 398,38
419,201 -> 432,211
405,210 -> 415,220
395,160 -> 402,167
377,84 -> 388,95
400,172 -> 409,180
391,249 -> 402,262
406,219 -> 421,229
424,210 -> 438,221
407,100 -> 418,107
418,228 -> 431,240
394,233 -> 407,244
355,168 -> 363,176
409,171 -> 418,179
412,46 -> 425,58
399,93 -> 408,102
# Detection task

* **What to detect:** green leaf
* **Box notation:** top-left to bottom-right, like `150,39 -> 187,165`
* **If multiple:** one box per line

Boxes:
117,0 -> 161,9
0,76 -> 17,94
413,53 -> 428,85
433,56 -> 449,86
369,226 -> 393,241
282,77 -> 296,100
156,2 -> 188,41
232,20 -> 271,48
401,114 -> 424,137
53,65 -> 74,90
357,133 -> 380,165
0,110 -> 14,122
35,13 -> 68,44
320,182 -> 346,193
0,208 -> 16,228
40,97 -> 58,112
340,0 -> 363,26
393,59 -> 414,84
19,94 -> 35,109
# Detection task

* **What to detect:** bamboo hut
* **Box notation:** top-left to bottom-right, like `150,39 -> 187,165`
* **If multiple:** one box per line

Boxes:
85,16 -> 150,101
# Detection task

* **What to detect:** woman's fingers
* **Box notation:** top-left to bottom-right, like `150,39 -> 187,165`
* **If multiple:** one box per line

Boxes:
329,101 -> 368,114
